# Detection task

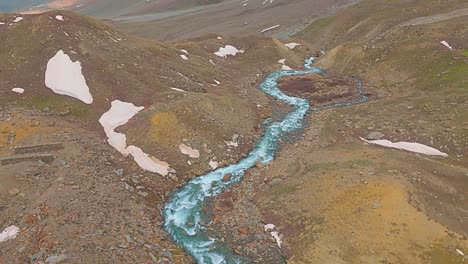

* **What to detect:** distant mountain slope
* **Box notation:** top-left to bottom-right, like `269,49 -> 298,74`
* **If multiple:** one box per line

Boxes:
113,0 -> 356,41
12,0 -> 226,18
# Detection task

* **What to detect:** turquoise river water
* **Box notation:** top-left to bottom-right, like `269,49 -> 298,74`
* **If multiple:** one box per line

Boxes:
163,57 -> 368,264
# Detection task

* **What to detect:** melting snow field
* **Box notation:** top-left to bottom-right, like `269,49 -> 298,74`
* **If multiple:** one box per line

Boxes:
99,100 -> 171,175
55,15 -> 64,21
360,138 -> 448,157
214,45 -> 244,58
0,225 -> 19,243
45,50 -> 93,104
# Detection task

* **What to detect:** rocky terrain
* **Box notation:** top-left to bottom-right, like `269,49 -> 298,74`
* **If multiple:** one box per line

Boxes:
0,10 -> 310,263
1,0 -> 467,263
209,0 -> 468,263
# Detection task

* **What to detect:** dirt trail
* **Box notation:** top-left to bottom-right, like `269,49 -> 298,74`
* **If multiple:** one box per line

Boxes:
398,7 -> 468,26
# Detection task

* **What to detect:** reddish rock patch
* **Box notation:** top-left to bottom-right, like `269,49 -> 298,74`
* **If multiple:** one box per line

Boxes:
278,73 -> 363,106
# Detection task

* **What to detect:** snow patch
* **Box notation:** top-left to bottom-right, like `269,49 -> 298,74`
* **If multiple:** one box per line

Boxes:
45,50 -> 93,104
213,79 -> 221,85
180,54 -> 188,60
180,49 -> 188,54
0,22 -> 5,25
170,87 -> 185,92
0,225 -> 19,243
281,65 -> 293,71
13,17 -> 23,23
225,141 -> 238,148
278,59 -> 286,64
440,40 -> 453,50
55,15 -> 64,21
260,24 -> 280,33
360,137 -> 448,157
179,144 -> 200,158
99,100 -> 171,175
209,159 -> 218,169
264,224 -> 282,248
285,43 -> 301,49
11,88 -> 24,94
127,145 -> 170,175
214,45 -> 244,58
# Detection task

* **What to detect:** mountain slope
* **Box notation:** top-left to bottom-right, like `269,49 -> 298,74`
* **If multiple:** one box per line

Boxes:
226,0 -> 468,263
0,10 -> 312,263
12,0 -> 226,18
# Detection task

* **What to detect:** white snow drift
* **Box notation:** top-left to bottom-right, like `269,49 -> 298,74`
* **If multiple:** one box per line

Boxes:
264,224 -> 282,248
99,100 -> 171,175
285,43 -> 301,49
179,143 -> 200,158
360,137 -> 448,157
13,17 -> 23,23
260,24 -> 280,33
55,15 -> 64,21
11,88 -> 24,94
214,45 -> 244,58
440,40 -> 453,50
209,159 -> 219,169
45,50 -> 93,104
0,225 -> 19,243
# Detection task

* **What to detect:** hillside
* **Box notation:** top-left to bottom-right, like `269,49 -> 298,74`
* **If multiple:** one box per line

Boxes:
10,0 -> 226,18
112,0 -> 355,41
213,0 -> 468,263
0,10 -> 312,263
0,1 -> 467,264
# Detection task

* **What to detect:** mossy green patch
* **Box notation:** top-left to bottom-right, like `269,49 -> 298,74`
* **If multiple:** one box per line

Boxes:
270,184 -> 298,197
296,16 -> 336,37
427,60 -> 468,93
17,95 -> 91,118
307,159 -> 372,174
422,244 -> 465,264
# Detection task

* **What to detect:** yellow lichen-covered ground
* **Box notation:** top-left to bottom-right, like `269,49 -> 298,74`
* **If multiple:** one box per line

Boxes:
150,112 -> 189,146
255,140 -> 467,264
0,119 -> 57,151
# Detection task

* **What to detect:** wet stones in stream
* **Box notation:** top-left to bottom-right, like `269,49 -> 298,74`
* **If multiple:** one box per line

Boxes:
204,176 -> 286,264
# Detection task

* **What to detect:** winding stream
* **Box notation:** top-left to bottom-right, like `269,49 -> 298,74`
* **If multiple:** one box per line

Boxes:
163,57 -> 368,264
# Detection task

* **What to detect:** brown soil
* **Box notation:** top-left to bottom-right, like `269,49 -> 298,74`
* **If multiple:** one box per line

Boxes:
278,73 -> 366,106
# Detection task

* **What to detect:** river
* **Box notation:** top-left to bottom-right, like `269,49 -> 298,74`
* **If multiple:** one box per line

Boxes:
163,57 -> 368,264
